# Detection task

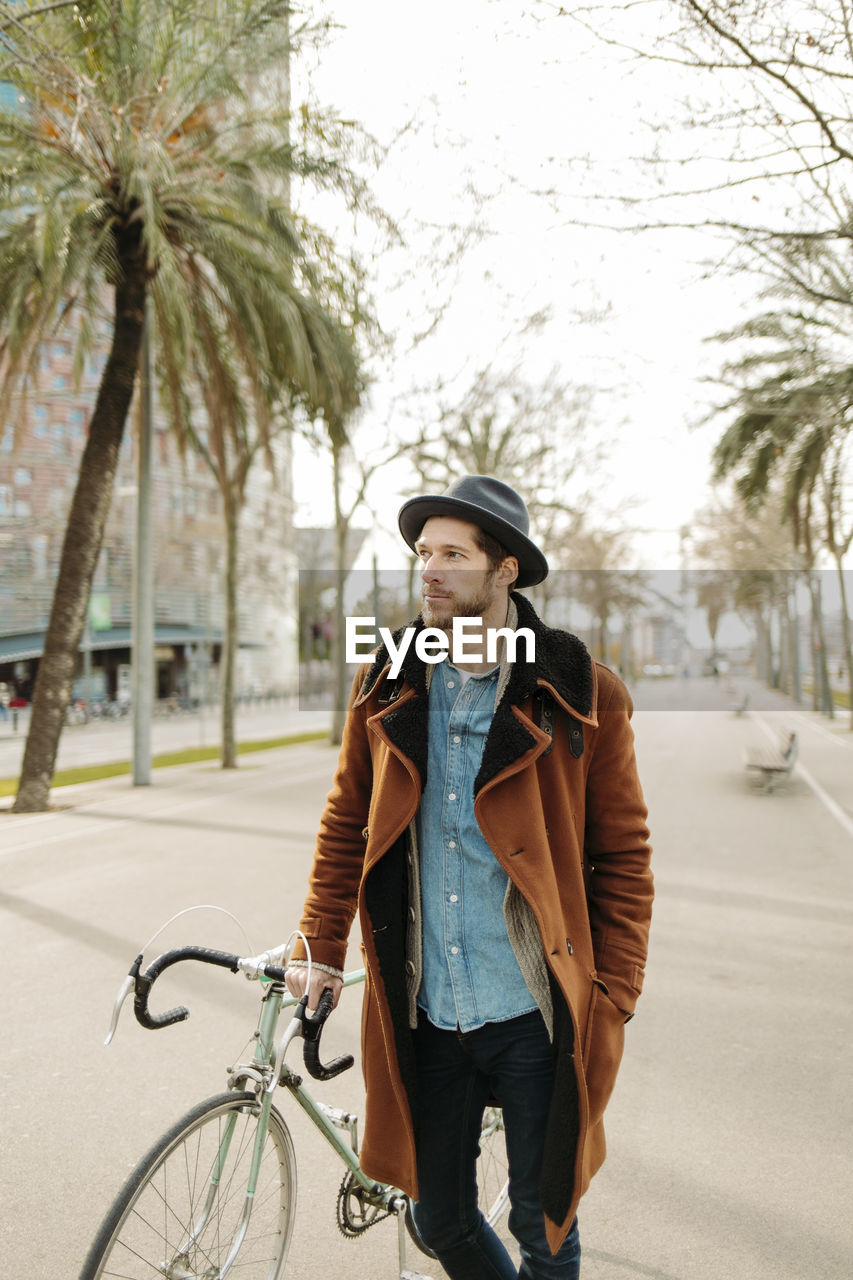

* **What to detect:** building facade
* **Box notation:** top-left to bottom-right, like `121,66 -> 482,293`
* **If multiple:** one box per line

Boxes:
0,316 -> 299,707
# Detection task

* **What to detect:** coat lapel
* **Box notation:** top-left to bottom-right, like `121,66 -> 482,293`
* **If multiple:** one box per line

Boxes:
476,593 -> 595,792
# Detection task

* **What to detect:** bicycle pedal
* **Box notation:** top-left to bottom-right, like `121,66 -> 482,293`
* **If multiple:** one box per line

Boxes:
317,1101 -> 359,1148
317,1101 -> 357,1127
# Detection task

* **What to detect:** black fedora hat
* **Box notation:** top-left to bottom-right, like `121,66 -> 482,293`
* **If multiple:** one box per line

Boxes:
398,475 -> 548,589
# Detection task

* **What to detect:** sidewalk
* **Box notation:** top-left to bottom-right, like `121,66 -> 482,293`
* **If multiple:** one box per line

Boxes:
0,697 -> 331,781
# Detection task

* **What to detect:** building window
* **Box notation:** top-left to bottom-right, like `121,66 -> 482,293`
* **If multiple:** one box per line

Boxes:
69,411 -> 85,441
32,534 -> 48,579
14,467 -> 31,486
0,484 -> 12,516
33,405 -> 48,438
14,498 -> 31,518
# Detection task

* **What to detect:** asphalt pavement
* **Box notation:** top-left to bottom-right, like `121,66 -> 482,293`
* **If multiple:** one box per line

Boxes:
1,676 -> 851,1279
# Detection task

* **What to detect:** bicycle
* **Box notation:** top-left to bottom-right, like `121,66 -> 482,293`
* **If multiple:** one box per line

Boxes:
80,914 -> 510,1280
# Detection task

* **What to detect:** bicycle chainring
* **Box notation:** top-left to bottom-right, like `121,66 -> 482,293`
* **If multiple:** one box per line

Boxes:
336,1172 -> 391,1237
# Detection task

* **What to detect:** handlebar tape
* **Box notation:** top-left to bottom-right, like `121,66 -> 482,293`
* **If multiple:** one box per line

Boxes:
301,987 -> 355,1081
133,946 -> 240,1030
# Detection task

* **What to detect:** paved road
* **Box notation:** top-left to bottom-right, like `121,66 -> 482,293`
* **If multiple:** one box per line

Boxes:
1,678 -> 851,1279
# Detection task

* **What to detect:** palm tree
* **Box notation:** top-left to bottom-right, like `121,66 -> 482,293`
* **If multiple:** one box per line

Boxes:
712,321 -> 853,722
1,0 -> 359,810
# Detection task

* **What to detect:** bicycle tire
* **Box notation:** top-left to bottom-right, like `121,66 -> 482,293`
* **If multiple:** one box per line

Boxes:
79,1091 -> 296,1280
405,1104 -> 509,1259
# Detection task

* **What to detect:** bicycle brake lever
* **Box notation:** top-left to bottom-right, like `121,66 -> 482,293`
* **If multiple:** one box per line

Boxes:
104,955 -> 143,1046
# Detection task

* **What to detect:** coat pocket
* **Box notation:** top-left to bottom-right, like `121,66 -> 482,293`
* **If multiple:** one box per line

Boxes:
581,978 -> 627,1129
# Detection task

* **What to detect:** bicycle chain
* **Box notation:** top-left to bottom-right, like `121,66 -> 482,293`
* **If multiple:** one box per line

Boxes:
336,1171 -> 393,1237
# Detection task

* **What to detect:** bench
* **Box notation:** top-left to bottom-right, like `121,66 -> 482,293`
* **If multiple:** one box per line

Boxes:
744,730 -> 798,793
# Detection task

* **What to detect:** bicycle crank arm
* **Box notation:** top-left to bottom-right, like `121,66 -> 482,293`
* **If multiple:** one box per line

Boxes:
397,1207 -> 436,1280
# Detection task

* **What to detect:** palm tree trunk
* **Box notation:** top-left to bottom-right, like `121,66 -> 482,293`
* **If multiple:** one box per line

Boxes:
330,438 -> 347,747
785,574 -> 802,702
830,550 -> 853,731
12,263 -> 147,812
753,607 -> 772,684
221,487 -> 240,768
807,572 -> 834,719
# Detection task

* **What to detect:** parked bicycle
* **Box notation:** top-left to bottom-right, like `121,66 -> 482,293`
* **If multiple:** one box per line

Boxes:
80,913 -> 509,1280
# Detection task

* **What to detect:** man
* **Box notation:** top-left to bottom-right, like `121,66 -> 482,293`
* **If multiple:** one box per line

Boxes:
286,475 -> 653,1279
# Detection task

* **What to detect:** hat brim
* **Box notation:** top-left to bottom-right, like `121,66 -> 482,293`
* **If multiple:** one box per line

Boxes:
398,495 -> 548,589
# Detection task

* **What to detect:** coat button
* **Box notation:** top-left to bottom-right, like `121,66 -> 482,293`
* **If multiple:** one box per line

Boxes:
405,960 -> 416,976
408,906 -> 416,922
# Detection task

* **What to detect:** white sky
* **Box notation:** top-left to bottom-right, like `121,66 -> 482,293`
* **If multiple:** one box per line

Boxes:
289,0 -> 759,570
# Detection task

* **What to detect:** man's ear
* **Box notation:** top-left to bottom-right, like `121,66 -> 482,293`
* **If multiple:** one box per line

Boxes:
497,556 -> 519,588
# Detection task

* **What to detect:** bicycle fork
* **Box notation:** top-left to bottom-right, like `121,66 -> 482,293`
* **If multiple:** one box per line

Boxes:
163,985 -> 291,1280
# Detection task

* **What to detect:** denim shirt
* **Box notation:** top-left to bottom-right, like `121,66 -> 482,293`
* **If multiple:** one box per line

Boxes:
416,661 -> 537,1031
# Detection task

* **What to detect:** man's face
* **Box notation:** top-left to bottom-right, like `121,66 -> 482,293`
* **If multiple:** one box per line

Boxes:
414,516 -> 511,628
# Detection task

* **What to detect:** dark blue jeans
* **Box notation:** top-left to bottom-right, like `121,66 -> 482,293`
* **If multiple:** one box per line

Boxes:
411,1009 -> 581,1279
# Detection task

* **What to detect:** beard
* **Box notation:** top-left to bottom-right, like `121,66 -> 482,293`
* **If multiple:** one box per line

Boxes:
420,570 -> 498,631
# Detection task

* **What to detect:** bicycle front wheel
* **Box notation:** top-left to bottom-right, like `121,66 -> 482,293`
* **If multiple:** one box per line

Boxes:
477,1105 -> 510,1225
80,1091 -> 296,1280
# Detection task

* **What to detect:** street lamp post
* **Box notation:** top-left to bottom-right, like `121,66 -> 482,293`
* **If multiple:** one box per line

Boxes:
132,305 -> 154,785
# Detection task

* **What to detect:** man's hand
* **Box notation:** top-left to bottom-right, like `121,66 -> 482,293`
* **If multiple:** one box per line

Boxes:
284,965 -> 343,1013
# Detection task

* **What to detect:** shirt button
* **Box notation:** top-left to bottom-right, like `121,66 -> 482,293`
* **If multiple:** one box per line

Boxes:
448,840 -> 456,849
448,792 -> 457,801
447,680 -> 455,688
449,894 -> 458,902
450,946 -> 459,955
453,735 -> 461,744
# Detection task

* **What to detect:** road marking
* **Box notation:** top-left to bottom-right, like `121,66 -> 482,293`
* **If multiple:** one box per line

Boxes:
791,710 -> 852,750
792,761 -> 853,842
753,714 -> 853,843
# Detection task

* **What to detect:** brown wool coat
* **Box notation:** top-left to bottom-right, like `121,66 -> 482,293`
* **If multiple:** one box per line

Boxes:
294,592 -> 653,1253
